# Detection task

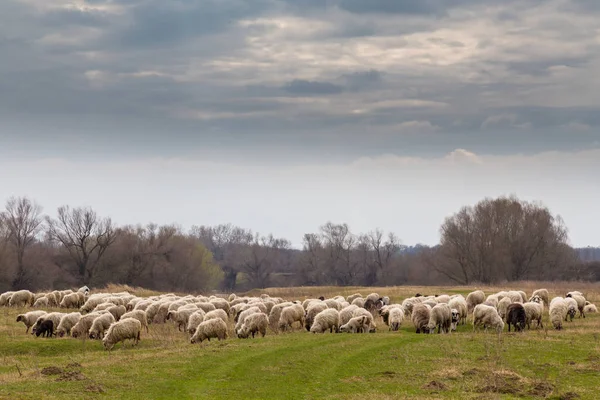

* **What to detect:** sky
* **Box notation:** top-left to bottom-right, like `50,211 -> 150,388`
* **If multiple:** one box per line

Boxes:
1,0 -> 599,248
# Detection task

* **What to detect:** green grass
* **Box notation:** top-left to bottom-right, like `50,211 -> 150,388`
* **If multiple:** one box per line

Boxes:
1,285 -> 599,400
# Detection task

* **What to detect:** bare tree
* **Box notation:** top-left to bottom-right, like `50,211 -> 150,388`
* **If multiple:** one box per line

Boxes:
243,234 -> 291,288
1,197 -> 44,289
46,206 -> 117,285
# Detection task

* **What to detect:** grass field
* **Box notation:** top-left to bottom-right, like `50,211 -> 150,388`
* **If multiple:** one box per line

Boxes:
0,283 -> 599,400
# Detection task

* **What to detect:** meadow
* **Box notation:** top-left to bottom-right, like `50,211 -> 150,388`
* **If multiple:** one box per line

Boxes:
0,282 -> 599,400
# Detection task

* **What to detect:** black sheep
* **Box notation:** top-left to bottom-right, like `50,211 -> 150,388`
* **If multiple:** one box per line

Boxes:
506,303 -> 526,332
35,320 -> 54,338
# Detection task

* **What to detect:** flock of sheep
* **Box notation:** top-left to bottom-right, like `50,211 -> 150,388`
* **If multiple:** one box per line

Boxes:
1,287 -> 598,350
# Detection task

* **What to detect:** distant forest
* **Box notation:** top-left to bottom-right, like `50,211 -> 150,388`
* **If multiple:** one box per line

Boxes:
0,195 -> 598,293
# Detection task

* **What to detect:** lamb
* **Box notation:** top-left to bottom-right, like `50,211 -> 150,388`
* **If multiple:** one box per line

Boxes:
496,297 -> 512,320
584,302 -> 597,314
8,290 -> 35,307
107,305 -> 127,321
448,296 -> 468,325
0,291 -> 15,306
120,310 -> 149,333
549,297 -> 568,330
204,309 -> 228,325
567,294 -> 586,318
35,320 -> 54,338
56,312 -> 82,337
472,304 -> 504,333
102,317 -> 142,350
339,305 -> 359,326
450,309 -> 460,332
278,304 -> 305,332
523,302 -> 543,329
427,303 -> 451,334
305,302 -> 328,331
268,302 -> 293,331
388,307 -> 404,332
411,304 -> 431,334
190,318 -> 228,343
352,308 -> 377,333
506,303 -> 526,332
309,309 -> 340,334
237,312 -> 268,339
16,311 -> 47,333
32,312 -> 65,336
89,313 -> 116,339
71,312 -> 102,338
339,316 -> 369,333
466,290 -> 485,313
529,289 -> 549,306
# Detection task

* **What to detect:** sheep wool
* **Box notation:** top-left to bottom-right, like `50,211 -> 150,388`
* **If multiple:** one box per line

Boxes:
339,316 -> 369,333
190,318 -> 228,343
339,305 -> 360,326
120,310 -> 149,333
466,290 -> 485,313
71,312 -> 102,338
56,312 -> 82,337
472,304 -> 504,333
8,290 -> 35,307
448,297 -> 468,325
310,309 -> 340,334
411,304 -> 432,334
278,304 -> 305,332
0,291 -> 15,307
107,305 -> 127,321
549,297 -> 568,330
388,307 -> 404,332
584,303 -> 597,314
496,297 -> 512,320
523,302 -> 544,329
238,312 -> 268,339
89,313 -> 116,339
427,303 -> 451,334
305,302 -> 329,331
103,317 -> 142,350
204,309 -> 228,325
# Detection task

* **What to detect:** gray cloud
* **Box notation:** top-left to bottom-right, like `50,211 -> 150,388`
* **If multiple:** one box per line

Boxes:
282,79 -> 344,95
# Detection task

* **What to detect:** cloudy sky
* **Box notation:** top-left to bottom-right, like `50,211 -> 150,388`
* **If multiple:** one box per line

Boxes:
1,0 -> 599,247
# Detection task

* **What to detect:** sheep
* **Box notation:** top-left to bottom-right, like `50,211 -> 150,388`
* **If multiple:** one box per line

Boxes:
339,316 -> 369,333
448,296 -> 468,325
466,290 -> 485,313
518,291 -> 528,303
339,305 -> 360,326
195,302 -> 217,313
523,302 -> 544,329
529,289 -> 550,307
310,309 -> 340,334
71,312 -> 102,338
324,299 -> 342,310
56,312 -> 82,337
36,320 -> 54,338
16,311 -> 47,333
89,313 -> 116,339
549,297 -> 568,330
381,296 -> 390,306
268,302 -> 293,332
497,297 -> 512,320
564,298 -> 578,321
190,318 -> 228,343
366,293 -> 380,303
78,285 -> 90,295
401,297 -> 423,317
346,293 -> 362,303
302,298 -> 320,310
483,295 -> 499,308
379,304 -> 403,326
234,306 -> 261,333
203,309 -> 228,325
388,307 -> 404,331
32,312 -> 65,336
566,291 -> 584,298
120,310 -> 149,333
278,304 -> 305,332
435,294 -> 450,303
352,308 -> 377,333
237,312 -> 268,339
450,309 -> 460,331
33,296 -> 49,307
167,308 -> 197,332
186,310 -> 206,335
8,290 -> 34,307
472,304 -> 504,333
102,318 -> 142,350
506,291 -> 523,304
567,294 -> 586,318
506,303 -> 526,332
411,304 -> 431,334
427,303 -> 451,334
81,296 -> 110,314
0,291 -> 15,306
351,297 -> 365,308
583,302 -> 597,314
305,302 -> 329,331
363,298 -> 383,314
107,305 -> 127,321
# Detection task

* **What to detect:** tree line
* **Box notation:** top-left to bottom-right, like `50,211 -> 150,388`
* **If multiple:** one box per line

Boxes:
0,195 -> 597,293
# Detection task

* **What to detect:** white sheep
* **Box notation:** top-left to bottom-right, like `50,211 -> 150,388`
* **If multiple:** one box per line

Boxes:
564,297 -> 578,321
107,305 -> 127,321
310,309 -> 340,334
448,296 -> 468,325
472,304 -> 504,333
388,307 -> 404,331
483,295 -> 498,308
305,302 -> 328,331
496,297 -> 512,320
195,302 -> 217,313
32,312 -> 66,336
339,305 -> 360,326
56,312 -> 82,337
506,291 -> 523,303
549,297 -> 567,330
167,308 -> 197,332
466,290 -> 485,313
522,302 -> 543,329
89,313 -> 116,339
339,316 -> 369,333
0,291 -> 15,307
8,290 -> 35,307
237,312 -> 268,339
324,299 -> 342,310
352,308 -> 377,333
411,304 -> 431,334
450,309 -> 460,331
33,296 -> 49,307
381,296 -> 390,305
366,293 -> 380,303
59,292 -> 81,309
204,309 -> 228,325
351,297 -> 365,308
234,307 -> 262,333
566,294 -> 586,318
278,304 -> 305,332
427,303 -> 451,334
186,310 -> 207,335
71,312 -> 102,338
16,311 -> 47,333
190,318 -> 228,343
435,294 -> 450,303
209,298 -> 230,314
584,303 -> 597,313
346,293 -> 362,303
103,317 -> 142,350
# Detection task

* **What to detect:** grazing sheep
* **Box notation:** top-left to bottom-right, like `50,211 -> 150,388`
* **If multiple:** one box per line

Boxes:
195,302 -> 217,314
352,308 -> 377,333
584,303 -> 597,313
381,296 -> 390,306
16,311 -> 47,334
102,318 -> 142,350
107,305 -> 127,321
339,316 -> 369,333
59,292 -> 81,308
497,297 -> 512,320
190,318 -> 228,343
401,297 -> 423,317
268,302 -> 294,332
278,304 -> 305,332
81,296 -> 110,314
310,309 -> 340,334
566,291 -> 584,298
89,313 -> 116,339
472,304 -> 504,333
351,297 -> 365,308
450,309 -> 460,332
186,310 -> 206,335
549,297 -> 568,330
518,291 -> 528,303
483,295 -> 499,308
235,307 -> 261,333
366,293 -> 380,303
435,295 -> 450,303
237,312 -> 268,339
388,307 -> 404,332
427,303 -> 451,334
466,290 -> 485,313
448,296 -> 468,325
209,298 -> 230,314
379,304 -> 403,326
523,302 -> 544,329
36,320 -> 54,338
506,291 -> 523,304
56,312 -> 82,337
411,304 -> 432,334
563,297 -> 578,321
346,293 -> 362,303
506,303 -> 526,332
568,294 -> 586,318
33,296 -> 49,307
305,302 -> 329,331
120,310 -> 149,333
71,312 -> 102,338
8,290 -> 35,307
167,308 -> 197,332
323,299 -> 342,310
339,305 -> 360,326
32,312 -> 65,336
204,309 -> 228,325
0,291 -> 15,307
47,292 -> 60,307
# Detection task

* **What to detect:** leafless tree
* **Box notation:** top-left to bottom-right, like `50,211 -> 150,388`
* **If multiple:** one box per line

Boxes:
1,197 -> 44,289
243,234 -> 291,288
46,206 -> 117,285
